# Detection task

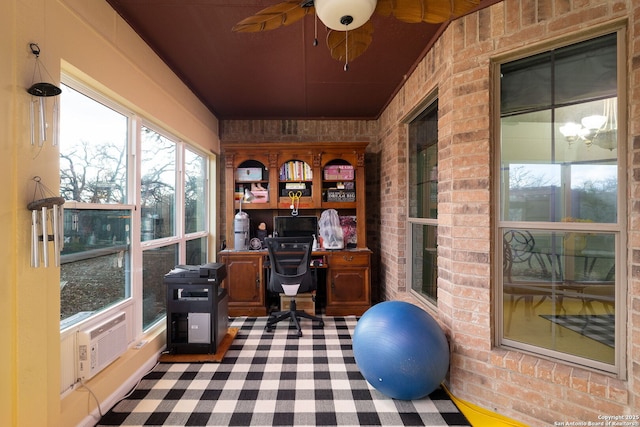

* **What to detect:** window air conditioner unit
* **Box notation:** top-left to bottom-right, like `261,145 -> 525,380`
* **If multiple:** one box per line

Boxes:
77,312 -> 127,380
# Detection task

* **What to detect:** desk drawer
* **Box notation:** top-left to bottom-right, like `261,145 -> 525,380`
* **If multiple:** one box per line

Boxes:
328,252 -> 370,267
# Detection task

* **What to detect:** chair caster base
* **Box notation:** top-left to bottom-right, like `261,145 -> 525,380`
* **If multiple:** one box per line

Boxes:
264,309 -> 323,338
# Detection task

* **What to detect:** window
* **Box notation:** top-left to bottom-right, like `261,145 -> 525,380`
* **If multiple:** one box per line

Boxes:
407,99 -> 438,303
59,85 -> 132,327
185,148 -> 207,235
59,79 -> 211,332
141,126 -> 176,241
497,31 -> 624,373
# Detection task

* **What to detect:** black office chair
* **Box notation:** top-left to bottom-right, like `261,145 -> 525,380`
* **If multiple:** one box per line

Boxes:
264,236 -> 324,337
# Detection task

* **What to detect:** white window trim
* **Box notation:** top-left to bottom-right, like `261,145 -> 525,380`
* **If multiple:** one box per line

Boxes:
59,76 -> 214,338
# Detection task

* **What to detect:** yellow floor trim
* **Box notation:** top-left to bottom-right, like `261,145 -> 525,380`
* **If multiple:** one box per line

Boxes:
442,384 -> 529,427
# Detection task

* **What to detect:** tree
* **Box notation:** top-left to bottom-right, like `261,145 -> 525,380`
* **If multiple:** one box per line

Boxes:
60,139 -> 127,203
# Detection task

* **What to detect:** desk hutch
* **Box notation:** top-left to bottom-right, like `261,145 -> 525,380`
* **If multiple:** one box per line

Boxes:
219,141 -> 371,316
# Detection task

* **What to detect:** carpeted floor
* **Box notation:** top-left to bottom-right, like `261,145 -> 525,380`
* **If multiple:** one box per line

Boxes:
97,316 -> 470,426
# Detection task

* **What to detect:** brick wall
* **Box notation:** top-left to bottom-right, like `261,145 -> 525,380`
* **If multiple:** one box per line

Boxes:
219,119 -> 378,143
377,0 -> 637,424
220,0 -> 638,423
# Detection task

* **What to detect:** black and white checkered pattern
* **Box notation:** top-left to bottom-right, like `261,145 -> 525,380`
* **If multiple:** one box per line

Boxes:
98,316 -> 469,426
541,314 -> 615,347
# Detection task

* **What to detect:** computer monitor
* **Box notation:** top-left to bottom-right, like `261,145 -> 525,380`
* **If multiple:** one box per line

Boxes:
273,215 -> 318,239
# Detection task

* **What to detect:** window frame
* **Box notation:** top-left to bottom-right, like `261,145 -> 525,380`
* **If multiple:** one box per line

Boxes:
59,75 -> 213,337
492,25 -> 627,377
405,92 -> 439,305
59,77 -> 137,332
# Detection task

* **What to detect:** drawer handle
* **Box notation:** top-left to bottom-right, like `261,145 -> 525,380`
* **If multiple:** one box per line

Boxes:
256,275 -> 260,289
343,255 -> 354,262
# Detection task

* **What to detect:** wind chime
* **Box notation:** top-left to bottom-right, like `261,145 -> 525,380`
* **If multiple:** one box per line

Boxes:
28,177 -> 64,268
27,43 -> 61,147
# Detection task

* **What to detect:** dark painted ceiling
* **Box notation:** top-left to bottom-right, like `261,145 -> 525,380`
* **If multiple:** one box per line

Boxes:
106,0 -> 493,120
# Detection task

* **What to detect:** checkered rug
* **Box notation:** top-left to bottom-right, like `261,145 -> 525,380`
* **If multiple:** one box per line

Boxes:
540,314 -> 615,347
97,316 -> 469,426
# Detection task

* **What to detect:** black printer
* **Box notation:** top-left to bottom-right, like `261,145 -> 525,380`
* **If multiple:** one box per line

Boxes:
164,262 -> 227,284
164,262 -> 228,354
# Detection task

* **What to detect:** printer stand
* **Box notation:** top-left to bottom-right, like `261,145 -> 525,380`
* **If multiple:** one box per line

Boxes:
164,263 -> 228,354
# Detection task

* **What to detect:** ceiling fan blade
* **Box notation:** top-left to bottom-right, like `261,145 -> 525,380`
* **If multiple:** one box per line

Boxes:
389,0 -> 426,23
326,21 -> 374,63
232,1 -> 313,32
374,0 -> 394,17
450,0 -> 481,17
380,0 -> 479,24
421,0 -> 479,23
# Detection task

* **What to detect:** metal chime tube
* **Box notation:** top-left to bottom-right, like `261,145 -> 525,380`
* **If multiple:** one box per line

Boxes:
31,210 -> 39,267
53,204 -> 60,266
58,204 -> 64,252
30,98 -> 35,146
52,98 -> 59,146
39,97 -> 46,145
41,206 -> 48,267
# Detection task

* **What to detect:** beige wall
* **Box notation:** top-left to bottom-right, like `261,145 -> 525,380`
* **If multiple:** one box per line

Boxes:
1,2 -> 17,426
1,0 -> 219,426
221,1 -> 639,424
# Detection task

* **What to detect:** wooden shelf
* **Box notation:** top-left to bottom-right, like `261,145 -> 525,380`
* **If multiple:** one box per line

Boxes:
222,141 -> 368,250
220,141 -> 371,318
321,202 -> 358,209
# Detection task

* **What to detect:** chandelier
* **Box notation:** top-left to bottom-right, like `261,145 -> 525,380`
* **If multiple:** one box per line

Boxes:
559,98 -> 617,150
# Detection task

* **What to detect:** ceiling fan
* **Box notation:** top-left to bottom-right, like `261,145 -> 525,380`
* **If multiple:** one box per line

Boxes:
233,0 -> 480,70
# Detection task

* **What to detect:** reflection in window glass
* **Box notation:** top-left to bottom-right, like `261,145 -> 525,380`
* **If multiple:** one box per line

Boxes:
408,99 -> 438,302
62,209 -> 131,254
60,209 -> 131,326
141,127 -> 176,241
186,237 -> 207,265
185,149 -> 206,234
143,244 -> 178,328
411,224 -> 437,302
500,34 -> 618,224
502,161 -> 617,223
409,102 -> 438,219
499,32 -> 620,370
502,229 -> 615,364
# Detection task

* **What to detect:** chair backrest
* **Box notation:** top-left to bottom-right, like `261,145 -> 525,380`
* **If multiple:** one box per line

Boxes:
264,236 -> 315,294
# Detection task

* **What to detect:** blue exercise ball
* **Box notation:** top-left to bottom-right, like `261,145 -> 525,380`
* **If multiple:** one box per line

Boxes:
353,301 -> 449,400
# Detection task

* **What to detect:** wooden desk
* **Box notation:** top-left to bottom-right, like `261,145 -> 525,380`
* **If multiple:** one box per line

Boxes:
219,248 -> 371,317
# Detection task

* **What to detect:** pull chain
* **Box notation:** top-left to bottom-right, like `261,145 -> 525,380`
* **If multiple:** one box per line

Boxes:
313,13 -> 318,46
344,27 -> 349,71
339,16 -> 353,71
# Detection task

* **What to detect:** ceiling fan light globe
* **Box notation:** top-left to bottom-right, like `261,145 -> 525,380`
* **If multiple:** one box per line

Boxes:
314,0 -> 376,31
